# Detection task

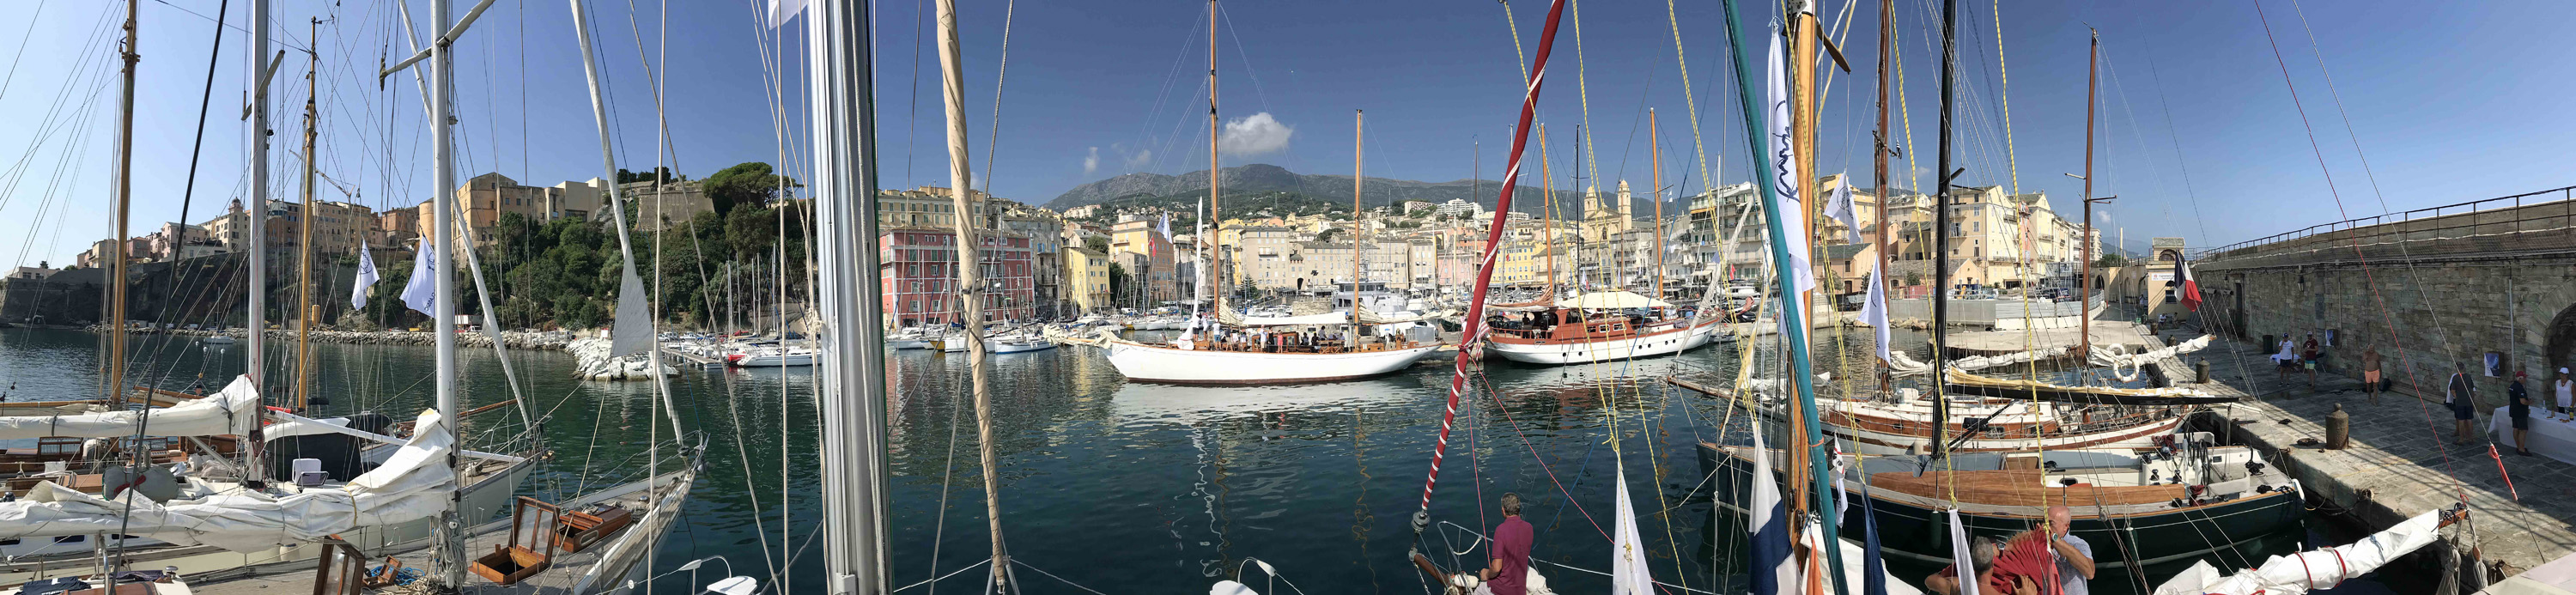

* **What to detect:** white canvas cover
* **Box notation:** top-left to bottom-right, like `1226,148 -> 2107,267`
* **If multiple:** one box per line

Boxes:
0,409 -> 465,553
2152,509 -> 2445,595
0,374 -> 260,440
1564,291 -> 1672,310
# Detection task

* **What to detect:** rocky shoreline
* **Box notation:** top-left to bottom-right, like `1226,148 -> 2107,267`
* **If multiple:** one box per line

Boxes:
85,325 -> 580,351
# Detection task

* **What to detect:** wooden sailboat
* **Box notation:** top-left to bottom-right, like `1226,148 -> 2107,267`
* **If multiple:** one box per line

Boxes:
1484,113 -> 1725,366
1100,21 -> 1436,384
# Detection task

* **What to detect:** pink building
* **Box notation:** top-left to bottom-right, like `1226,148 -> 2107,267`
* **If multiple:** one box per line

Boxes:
881,228 -> 1036,328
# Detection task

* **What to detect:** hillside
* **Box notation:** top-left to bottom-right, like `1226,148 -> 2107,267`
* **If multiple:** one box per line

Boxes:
1048,163 -> 1650,215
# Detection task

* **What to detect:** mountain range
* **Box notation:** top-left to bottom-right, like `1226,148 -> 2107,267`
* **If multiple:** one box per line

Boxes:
1043,163 -> 1662,216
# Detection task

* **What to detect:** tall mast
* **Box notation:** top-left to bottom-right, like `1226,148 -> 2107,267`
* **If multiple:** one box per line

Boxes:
1349,109 -> 1364,341
1204,0 -> 1220,320
2077,30 -> 2099,361
295,17 -> 317,411
931,0 -> 1005,587
427,0 -> 464,586
1932,0 -> 1959,459
244,0 -> 269,485
810,0 -> 892,590
1874,0 -> 1893,393
1787,3 -> 1850,588
107,0 -> 137,408
1540,124 -> 1555,293
1648,110 -> 1665,304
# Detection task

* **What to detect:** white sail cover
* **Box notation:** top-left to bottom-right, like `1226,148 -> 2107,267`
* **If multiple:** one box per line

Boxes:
1564,291 -> 1672,310
0,408 -> 463,552
2152,509 -> 2445,595
2090,334 -> 2216,382
0,374 -> 260,440
1217,309 -> 1445,327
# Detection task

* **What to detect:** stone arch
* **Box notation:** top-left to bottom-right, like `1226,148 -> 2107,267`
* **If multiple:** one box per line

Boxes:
2549,302 -> 2576,379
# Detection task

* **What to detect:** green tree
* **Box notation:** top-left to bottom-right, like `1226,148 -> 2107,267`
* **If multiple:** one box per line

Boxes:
2096,253 -> 2129,268
617,167 -> 675,185
702,161 -> 797,215
1107,263 -> 1130,308
1084,236 -> 1109,253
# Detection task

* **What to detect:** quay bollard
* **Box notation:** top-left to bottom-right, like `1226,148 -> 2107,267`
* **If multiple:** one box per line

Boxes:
2325,403 -> 2351,450
2196,359 -> 2211,384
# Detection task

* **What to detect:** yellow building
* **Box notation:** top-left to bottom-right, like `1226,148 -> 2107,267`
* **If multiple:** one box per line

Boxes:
1064,246 -> 1113,313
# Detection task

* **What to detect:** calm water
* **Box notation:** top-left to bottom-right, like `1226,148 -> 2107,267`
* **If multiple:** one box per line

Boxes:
0,326 -> 2384,594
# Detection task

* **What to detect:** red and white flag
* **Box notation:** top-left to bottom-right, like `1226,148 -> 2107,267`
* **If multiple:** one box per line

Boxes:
2177,256 -> 2202,311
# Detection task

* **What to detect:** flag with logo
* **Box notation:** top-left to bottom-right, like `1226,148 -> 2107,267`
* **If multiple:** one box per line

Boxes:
399,239 -> 437,317
350,245 -> 380,309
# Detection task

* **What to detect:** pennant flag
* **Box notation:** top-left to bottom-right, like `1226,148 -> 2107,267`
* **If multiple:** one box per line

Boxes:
1947,509 -> 1980,595
1610,464 -> 1654,595
2177,255 -> 2202,311
1858,477 -> 1890,595
399,239 -> 437,318
349,245 -> 380,309
1765,31 -> 1814,297
1859,262 -> 1892,364
1748,415 -> 1799,595
1824,173 -> 1862,244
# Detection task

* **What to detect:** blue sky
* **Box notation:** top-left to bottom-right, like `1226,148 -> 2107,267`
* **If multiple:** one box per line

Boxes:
2,0 -> 2571,267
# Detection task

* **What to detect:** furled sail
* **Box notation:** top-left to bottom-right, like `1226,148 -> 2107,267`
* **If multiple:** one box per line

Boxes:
0,408 -> 467,552
1941,369 -> 2239,405
2151,509 -> 2450,595
0,374 -> 260,440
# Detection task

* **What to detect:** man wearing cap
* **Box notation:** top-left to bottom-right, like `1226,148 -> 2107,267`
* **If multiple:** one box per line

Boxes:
2555,367 -> 2573,416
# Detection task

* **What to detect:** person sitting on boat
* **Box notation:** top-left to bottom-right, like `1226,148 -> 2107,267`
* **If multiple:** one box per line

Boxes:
1926,533 -> 2045,595
1475,492 -> 1534,595
2045,506 -> 2094,595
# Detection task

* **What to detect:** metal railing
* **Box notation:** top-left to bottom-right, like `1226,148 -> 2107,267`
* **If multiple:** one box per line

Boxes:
2193,185 -> 2576,262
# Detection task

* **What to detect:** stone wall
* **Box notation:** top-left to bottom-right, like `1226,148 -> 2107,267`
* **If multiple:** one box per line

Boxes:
2201,252 -> 2576,412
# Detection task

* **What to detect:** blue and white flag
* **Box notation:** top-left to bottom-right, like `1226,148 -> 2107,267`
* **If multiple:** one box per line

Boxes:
1748,414 -> 1799,595
350,245 -> 380,309
1860,262 -> 1892,364
399,239 -> 437,317
1157,213 -> 1173,240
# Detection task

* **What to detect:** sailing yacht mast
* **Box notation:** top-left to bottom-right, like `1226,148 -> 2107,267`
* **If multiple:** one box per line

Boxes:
295,18 -> 317,411
931,0 -> 1007,587
107,0 -> 137,408
427,0 -> 463,586
1787,3 -> 1850,588
1933,0 -> 1958,460
809,0 -> 893,590
1648,110 -> 1664,303
1540,124 -> 1555,293
2077,29 -> 2100,360
1204,0 -> 1221,322
1349,110 -> 1364,339
1874,0 -> 1893,393
245,0 -> 270,483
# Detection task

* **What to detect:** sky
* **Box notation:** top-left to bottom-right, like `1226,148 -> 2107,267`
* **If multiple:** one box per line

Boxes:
2,0 -> 2573,268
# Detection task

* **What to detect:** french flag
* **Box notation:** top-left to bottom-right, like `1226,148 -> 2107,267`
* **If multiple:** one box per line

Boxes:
2176,256 -> 2202,312
1749,417 -> 1798,594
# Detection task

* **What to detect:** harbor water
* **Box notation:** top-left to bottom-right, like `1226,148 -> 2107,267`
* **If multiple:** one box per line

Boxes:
0,326 -> 2385,594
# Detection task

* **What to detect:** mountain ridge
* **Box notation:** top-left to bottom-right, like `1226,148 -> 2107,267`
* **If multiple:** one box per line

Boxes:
1046,163 -> 1655,215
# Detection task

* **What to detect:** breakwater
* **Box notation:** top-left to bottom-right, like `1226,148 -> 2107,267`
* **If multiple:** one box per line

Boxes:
84,325 -> 579,351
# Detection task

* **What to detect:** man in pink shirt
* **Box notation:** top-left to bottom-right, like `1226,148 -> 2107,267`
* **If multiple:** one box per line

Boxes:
1479,493 -> 1534,595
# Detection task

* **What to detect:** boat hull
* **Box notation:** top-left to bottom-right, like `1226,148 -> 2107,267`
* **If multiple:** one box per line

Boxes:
732,353 -> 817,367
990,340 -> 1057,354
1755,400 -> 2190,456
1105,342 -> 1439,384
888,339 -> 933,349
1698,443 -> 2306,591
1486,320 -> 1719,365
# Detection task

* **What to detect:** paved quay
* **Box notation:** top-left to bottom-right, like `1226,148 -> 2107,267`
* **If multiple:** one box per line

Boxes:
2177,328 -> 2576,586
1944,319 -> 2160,356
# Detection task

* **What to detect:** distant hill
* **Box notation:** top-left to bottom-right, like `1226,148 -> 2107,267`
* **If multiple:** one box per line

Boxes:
1046,163 -> 1653,215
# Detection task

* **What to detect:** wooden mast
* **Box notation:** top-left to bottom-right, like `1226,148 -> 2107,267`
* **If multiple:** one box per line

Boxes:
1540,124 -> 1556,294
2077,29 -> 2100,360
1874,0 -> 1893,393
930,0 -> 1004,586
1649,110 -> 1666,307
295,17 -> 319,411
107,0 -> 137,407
1350,110 -> 1364,344
1785,0 -> 1821,522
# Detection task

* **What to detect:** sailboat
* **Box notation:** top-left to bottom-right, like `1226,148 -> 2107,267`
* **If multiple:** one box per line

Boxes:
1098,35 -> 1437,385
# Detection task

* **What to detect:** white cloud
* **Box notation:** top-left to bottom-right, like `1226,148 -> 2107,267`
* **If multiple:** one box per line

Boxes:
1125,149 -> 1154,169
1083,147 -> 1101,175
1218,112 -> 1294,155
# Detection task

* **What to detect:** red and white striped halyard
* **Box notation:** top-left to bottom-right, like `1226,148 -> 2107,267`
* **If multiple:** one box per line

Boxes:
1414,0 -> 1571,518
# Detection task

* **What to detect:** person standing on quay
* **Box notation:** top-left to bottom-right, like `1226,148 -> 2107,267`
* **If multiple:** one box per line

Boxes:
2555,367 -> 2573,415
2301,333 -> 2324,390
2450,363 -> 2479,446
2360,348 -> 2385,404
2509,369 -> 2535,456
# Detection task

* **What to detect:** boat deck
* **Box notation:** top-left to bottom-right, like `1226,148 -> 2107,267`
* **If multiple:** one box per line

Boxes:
178,471 -> 688,595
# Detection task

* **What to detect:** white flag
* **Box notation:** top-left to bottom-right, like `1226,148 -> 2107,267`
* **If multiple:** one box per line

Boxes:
1825,173 -> 1862,244
1947,508 -> 1981,595
767,0 -> 806,28
350,245 -> 380,309
1610,464 -> 1655,595
1765,31 -> 1815,298
1860,262 -> 1893,364
399,239 -> 437,317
